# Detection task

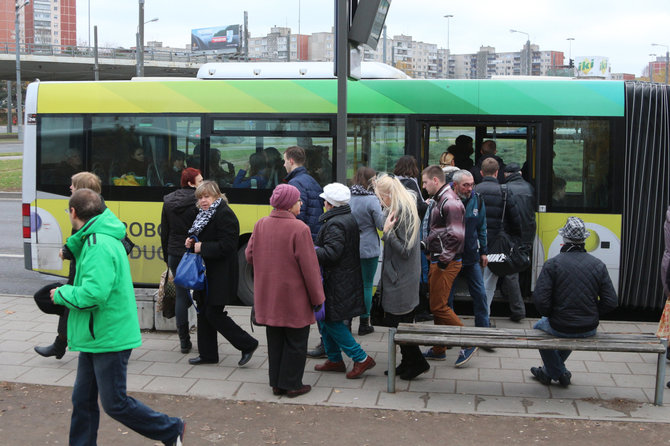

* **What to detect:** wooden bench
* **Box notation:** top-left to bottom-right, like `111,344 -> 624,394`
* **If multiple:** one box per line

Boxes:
388,323 -> 668,406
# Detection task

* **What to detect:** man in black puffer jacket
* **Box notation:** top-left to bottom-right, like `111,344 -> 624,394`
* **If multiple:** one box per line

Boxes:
474,158 -> 524,321
531,217 -> 617,387
313,183 -> 375,379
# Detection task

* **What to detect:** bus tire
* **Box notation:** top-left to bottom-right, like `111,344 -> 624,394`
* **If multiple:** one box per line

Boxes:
237,243 -> 254,306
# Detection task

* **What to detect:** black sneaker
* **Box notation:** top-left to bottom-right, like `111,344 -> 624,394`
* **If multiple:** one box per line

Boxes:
530,366 -> 552,385
399,362 -> 430,380
558,371 -> 572,386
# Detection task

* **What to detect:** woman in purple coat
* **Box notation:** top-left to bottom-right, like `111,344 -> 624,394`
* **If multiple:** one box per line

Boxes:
246,184 -> 326,397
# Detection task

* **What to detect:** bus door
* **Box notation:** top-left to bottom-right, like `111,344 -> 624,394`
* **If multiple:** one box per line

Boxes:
534,118 -> 621,292
419,121 -> 540,297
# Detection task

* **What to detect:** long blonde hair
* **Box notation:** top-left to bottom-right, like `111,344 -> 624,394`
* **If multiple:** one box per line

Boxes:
374,173 -> 420,250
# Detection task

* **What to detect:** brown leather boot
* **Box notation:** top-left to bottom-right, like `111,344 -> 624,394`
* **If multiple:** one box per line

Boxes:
346,355 -> 376,379
314,360 -> 346,372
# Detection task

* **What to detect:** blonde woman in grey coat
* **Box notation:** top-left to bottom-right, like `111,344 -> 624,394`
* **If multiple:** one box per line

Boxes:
375,174 -> 430,380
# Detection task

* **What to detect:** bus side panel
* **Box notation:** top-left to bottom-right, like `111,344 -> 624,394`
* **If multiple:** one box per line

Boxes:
535,212 -> 622,292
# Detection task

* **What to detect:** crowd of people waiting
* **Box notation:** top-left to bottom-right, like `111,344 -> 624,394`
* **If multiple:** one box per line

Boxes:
30,139 -> 670,442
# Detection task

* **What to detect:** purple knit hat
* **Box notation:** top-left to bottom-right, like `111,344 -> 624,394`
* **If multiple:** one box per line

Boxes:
270,184 -> 301,210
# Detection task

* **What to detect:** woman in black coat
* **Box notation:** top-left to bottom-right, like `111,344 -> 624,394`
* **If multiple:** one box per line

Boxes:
313,183 -> 375,379
185,181 -> 258,366
160,167 -> 202,354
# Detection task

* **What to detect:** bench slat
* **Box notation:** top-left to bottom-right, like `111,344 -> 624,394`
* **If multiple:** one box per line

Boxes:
394,334 -> 666,353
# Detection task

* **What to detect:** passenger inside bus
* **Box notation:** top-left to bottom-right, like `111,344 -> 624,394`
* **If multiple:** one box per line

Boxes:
448,135 -> 475,170
50,148 -> 82,184
263,146 -> 287,189
126,147 -> 148,176
164,151 -> 186,187
233,152 -> 267,189
209,149 -> 235,188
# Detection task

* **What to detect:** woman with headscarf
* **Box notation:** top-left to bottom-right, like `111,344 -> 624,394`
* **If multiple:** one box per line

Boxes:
245,184 -> 325,397
185,181 -> 259,367
374,174 -> 430,380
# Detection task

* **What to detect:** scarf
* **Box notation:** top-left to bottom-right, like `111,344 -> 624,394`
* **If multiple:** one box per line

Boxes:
188,198 -> 223,237
350,184 -> 374,196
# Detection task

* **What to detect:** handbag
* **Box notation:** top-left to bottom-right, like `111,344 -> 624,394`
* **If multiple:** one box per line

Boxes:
158,268 -> 176,319
174,236 -> 206,291
370,288 -> 393,328
487,185 -> 531,276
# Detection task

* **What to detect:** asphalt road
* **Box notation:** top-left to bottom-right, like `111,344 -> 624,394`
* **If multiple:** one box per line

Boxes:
0,140 -> 22,154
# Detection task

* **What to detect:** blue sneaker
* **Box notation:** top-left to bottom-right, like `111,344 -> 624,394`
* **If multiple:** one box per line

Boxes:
454,347 -> 478,367
423,348 -> 446,361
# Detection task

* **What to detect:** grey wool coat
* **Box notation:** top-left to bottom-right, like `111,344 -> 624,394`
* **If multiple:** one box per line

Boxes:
379,208 -> 421,315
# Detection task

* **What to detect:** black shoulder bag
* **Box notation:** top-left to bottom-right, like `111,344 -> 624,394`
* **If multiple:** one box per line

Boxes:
487,185 -> 530,276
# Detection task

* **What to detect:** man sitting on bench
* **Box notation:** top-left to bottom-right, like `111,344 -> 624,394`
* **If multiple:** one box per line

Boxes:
531,216 -> 618,386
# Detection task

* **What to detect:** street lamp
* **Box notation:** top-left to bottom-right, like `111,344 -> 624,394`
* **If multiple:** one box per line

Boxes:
15,0 -> 29,140
649,53 -> 657,83
651,43 -> 669,84
444,14 -> 453,78
510,29 -> 531,76
566,37 -> 574,66
136,14 -> 158,77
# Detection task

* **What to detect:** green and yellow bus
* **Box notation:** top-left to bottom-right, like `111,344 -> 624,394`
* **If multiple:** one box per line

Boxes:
21,63 -> 670,311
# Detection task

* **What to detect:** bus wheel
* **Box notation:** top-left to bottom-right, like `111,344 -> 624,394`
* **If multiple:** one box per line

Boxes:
237,243 -> 254,306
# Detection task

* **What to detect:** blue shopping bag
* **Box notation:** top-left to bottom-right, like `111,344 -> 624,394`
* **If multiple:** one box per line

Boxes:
174,236 -> 206,291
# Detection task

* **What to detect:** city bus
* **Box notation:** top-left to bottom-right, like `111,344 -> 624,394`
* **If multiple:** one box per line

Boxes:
21,63 -> 670,311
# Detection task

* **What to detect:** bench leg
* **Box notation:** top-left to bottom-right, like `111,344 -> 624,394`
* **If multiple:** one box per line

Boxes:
388,327 -> 397,393
655,338 -> 668,406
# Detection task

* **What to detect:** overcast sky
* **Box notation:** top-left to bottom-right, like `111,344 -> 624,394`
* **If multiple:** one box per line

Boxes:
76,0 -> 670,76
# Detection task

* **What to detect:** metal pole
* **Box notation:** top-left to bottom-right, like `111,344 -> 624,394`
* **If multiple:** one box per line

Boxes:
138,0 -> 144,77
94,25 -> 99,81
335,0 -> 348,183
135,32 -> 141,77
527,39 -> 531,75
6,81 -> 12,134
15,1 -> 23,140
382,25 -> 386,64
444,14 -> 453,79
88,0 -> 91,47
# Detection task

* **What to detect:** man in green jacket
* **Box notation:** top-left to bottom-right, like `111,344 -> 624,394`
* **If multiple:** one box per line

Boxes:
52,188 -> 185,446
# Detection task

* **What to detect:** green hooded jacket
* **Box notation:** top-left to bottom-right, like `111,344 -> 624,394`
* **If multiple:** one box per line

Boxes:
53,208 -> 141,353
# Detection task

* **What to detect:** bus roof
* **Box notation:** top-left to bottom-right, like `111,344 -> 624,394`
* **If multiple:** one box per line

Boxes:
34,78 -> 625,118
196,61 -> 410,80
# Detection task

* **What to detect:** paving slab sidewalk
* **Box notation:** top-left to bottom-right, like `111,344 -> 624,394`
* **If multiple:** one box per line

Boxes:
1,293 -> 669,423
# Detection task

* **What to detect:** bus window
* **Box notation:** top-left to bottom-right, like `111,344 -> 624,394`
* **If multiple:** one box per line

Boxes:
426,126 -> 475,170
347,116 -> 405,178
90,116 -> 200,187
38,116 -> 84,188
551,119 -> 611,210
208,117 -> 334,189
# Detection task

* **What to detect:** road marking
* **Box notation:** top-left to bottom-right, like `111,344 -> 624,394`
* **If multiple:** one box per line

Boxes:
0,254 -> 23,258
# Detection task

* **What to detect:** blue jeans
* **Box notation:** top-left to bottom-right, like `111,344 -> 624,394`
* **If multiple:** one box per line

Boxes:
360,257 -> 378,318
453,262 -> 489,327
534,316 -> 597,380
70,349 -> 182,446
319,320 -> 367,363
168,254 -> 193,328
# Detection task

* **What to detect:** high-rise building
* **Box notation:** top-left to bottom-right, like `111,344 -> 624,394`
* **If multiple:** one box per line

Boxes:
24,0 -> 77,50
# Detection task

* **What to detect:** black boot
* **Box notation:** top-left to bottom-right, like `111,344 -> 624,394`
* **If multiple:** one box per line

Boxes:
34,336 -> 67,360
358,317 -> 374,336
177,324 -> 192,354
